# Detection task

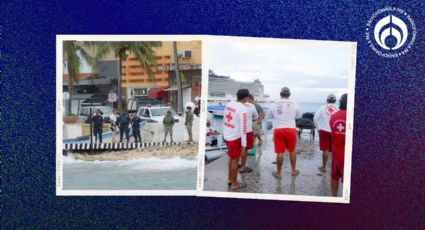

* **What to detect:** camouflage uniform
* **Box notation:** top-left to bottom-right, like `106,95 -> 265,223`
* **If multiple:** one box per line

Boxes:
185,109 -> 194,142
163,112 -> 175,142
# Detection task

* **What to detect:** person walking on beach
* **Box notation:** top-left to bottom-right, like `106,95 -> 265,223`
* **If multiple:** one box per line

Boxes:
118,110 -> 130,143
223,88 -> 249,190
249,95 -> 264,145
239,94 -> 259,173
92,109 -> 104,143
267,87 -> 302,178
185,106 -> 194,143
131,111 -> 142,143
314,93 -> 338,172
330,94 -> 347,196
163,110 -> 175,143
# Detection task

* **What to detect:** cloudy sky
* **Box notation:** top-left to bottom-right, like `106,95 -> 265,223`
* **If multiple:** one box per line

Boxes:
206,38 -> 352,103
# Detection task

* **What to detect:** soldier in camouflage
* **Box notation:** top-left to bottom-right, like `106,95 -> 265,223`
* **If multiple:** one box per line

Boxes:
185,106 -> 194,143
163,110 -> 175,142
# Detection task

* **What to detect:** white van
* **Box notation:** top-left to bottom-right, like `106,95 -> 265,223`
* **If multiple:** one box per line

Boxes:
137,106 -> 180,123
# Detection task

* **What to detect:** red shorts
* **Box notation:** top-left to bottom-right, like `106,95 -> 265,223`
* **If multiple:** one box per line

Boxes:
319,130 -> 332,151
331,159 -> 344,182
225,138 -> 242,160
246,132 -> 254,150
273,128 -> 297,154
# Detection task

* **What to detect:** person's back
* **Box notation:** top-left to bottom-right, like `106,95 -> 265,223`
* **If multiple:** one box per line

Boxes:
132,116 -> 142,128
119,113 -> 130,127
268,98 -> 302,128
330,109 -> 347,161
329,93 -> 348,196
223,100 -> 247,144
163,114 -> 174,126
314,103 -> 338,132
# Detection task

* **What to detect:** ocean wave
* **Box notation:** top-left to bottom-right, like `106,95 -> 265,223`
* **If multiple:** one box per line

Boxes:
62,154 -> 198,171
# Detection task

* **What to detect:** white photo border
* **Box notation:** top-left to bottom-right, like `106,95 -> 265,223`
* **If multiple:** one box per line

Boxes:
56,35 -> 207,196
196,35 -> 357,204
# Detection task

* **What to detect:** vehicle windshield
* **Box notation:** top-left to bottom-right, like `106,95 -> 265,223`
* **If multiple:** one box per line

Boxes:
96,107 -> 113,116
79,106 -> 113,116
150,108 -> 176,117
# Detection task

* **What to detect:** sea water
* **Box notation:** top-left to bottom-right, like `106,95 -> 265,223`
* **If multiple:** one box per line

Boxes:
62,155 -> 198,190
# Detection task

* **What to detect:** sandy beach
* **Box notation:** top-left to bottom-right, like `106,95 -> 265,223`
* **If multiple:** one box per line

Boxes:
203,131 -> 343,197
71,144 -> 198,161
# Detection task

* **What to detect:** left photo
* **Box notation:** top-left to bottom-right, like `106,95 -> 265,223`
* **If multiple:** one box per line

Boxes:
57,37 -> 202,193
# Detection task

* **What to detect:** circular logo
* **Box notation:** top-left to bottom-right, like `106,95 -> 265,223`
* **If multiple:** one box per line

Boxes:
366,7 -> 416,58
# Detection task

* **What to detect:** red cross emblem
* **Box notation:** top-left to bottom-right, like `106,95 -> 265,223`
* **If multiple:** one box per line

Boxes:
327,106 -> 336,115
225,112 -> 233,123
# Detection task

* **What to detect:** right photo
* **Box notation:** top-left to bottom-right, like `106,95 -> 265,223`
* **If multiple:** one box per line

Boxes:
202,37 -> 356,201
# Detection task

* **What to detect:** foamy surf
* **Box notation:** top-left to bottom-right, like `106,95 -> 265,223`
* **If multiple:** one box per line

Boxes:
63,154 -> 197,172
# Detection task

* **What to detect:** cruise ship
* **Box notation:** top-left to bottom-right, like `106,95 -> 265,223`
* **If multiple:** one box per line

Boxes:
207,70 -> 272,117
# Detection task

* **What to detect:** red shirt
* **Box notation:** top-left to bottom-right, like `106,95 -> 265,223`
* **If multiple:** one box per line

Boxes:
330,110 -> 347,161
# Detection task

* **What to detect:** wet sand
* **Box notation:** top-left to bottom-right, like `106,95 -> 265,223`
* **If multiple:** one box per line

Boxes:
203,131 -> 343,197
72,144 -> 198,161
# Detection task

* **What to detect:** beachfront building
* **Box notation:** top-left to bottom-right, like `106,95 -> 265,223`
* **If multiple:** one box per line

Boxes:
122,41 -> 202,110
208,70 -> 266,100
63,60 -> 120,115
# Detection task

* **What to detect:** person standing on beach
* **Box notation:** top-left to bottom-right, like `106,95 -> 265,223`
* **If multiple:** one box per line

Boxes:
267,87 -> 302,178
330,94 -> 347,196
131,111 -> 142,143
314,93 -> 338,172
110,109 -> 118,131
92,109 -> 104,143
249,95 -> 264,145
163,110 -> 175,143
239,95 -> 259,173
117,110 -> 130,143
185,106 -> 194,143
223,89 -> 249,190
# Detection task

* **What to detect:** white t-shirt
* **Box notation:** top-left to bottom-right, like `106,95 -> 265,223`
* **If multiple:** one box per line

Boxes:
266,98 -> 302,129
222,101 -> 248,147
243,102 -> 259,133
110,113 -> 117,123
314,103 -> 338,132
205,127 -> 217,145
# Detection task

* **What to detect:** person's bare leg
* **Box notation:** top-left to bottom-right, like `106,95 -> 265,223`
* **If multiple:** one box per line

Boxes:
321,150 -> 329,171
274,153 -> 284,177
256,133 -> 263,145
230,158 -> 240,188
240,150 -> 247,170
289,151 -> 298,174
331,179 -> 339,196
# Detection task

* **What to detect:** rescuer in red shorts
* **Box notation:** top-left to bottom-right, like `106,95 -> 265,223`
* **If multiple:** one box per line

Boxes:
223,89 -> 250,190
330,93 -> 347,197
314,93 -> 338,172
266,87 -> 302,178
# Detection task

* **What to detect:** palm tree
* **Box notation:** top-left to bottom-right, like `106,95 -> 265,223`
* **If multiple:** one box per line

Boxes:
93,41 -> 162,113
63,41 -> 94,115
173,42 -> 183,114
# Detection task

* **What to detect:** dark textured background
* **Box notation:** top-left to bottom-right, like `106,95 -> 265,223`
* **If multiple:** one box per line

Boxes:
2,0 -> 424,228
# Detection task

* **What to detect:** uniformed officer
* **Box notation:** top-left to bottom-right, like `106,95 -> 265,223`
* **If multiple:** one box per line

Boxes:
131,111 -> 142,143
118,110 -> 130,143
185,106 -> 194,143
92,109 -> 104,143
163,110 -> 175,142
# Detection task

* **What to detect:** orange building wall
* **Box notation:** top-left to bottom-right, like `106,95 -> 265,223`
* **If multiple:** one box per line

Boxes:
121,41 -> 202,88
